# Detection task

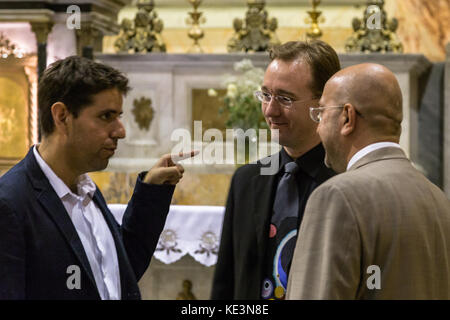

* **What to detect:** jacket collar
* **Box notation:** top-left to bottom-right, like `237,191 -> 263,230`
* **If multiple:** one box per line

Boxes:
348,147 -> 408,171
280,144 -> 335,184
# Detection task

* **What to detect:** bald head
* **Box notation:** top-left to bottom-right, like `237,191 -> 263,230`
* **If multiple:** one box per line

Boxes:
324,63 -> 403,139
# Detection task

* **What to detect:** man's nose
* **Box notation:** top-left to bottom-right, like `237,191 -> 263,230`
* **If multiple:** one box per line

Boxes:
263,98 -> 281,117
112,119 -> 126,139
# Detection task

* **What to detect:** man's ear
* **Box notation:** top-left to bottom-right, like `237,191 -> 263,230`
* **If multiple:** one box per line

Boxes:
340,103 -> 356,136
51,102 -> 71,134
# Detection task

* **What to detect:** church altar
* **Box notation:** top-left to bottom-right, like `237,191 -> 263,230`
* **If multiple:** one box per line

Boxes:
108,204 -> 224,299
108,204 -> 225,267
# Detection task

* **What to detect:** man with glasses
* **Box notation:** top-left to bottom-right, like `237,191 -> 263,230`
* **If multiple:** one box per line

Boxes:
287,63 -> 450,299
211,41 -> 339,300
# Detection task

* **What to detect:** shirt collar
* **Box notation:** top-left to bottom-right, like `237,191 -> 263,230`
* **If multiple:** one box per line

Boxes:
279,143 -> 326,179
33,145 -> 96,200
346,142 -> 402,171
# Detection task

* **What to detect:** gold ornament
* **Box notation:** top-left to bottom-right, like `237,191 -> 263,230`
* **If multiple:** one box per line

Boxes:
305,0 -> 325,40
345,0 -> 403,53
0,33 -> 24,58
227,0 -> 280,53
186,0 -> 206,53
114,0 -> 166,53
132,97 -> 155,131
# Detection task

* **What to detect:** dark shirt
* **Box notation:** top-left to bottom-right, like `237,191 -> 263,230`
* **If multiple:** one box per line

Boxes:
261,143 -> 335,300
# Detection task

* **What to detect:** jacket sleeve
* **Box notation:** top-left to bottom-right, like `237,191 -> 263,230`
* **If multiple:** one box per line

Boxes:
0,199 -> 26,299
121,172 -> 174,281
210,173 -> 236,300
286,184 -> 361,299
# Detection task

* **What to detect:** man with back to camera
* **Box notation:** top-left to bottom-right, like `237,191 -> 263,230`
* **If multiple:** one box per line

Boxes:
211,40 -> 339,300
0,56 -> 195,299
287,63 -> 450,299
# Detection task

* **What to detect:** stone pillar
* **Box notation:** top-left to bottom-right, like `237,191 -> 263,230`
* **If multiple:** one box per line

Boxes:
444,43 -> 450,198
30,22 -> 54,80
76,22 -> 103,59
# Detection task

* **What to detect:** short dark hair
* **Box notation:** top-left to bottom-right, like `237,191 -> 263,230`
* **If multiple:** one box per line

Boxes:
269,40 -> 341,97
38,56 -> 130,137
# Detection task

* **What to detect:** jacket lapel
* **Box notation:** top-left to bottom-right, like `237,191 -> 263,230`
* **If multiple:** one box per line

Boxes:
251,154 -> 279,261
24,149 -> 99,295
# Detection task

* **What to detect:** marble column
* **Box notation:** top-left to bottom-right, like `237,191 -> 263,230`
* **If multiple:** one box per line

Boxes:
76,22 -> 103,59
30,22 -> 54,80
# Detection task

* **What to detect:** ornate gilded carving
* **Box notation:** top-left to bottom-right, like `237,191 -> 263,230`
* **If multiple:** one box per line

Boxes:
114,0 -> 166,53
132,96 -> 155,131
345,0 -> 403,53
0,33 -> 24,58
30,22 -> 54,44
0,55 -> 37,169
305,0 -> 324,40
186,0 -> 206,53
75,22 -> 103,55
227,0 -> 280,53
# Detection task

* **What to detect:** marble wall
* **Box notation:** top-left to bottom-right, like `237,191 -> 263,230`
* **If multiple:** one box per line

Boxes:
385,0 -> 450,61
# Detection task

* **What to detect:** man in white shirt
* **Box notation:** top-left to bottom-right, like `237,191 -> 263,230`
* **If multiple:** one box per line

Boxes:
0,56 -> 193,299
286,63 -> 450,299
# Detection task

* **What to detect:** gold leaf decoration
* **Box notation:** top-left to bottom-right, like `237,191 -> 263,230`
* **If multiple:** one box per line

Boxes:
132,96 -> 155,131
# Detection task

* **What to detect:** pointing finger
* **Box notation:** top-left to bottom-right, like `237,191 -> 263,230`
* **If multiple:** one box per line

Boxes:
170,150 -> 199,163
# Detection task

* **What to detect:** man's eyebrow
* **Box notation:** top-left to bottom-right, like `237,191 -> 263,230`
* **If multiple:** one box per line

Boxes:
98,109 -> 122,114
275,89 -> 296,97
260,87 -> 295,97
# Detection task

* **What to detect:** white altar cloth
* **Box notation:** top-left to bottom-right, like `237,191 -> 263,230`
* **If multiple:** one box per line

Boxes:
108,204 -> 225,267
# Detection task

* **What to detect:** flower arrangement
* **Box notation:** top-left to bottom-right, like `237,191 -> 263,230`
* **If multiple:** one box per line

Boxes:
211,59 -> 268,133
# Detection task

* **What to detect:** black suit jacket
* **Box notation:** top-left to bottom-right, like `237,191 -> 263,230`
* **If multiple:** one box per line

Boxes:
211,147 -> 334,299
0,148 -> 174,299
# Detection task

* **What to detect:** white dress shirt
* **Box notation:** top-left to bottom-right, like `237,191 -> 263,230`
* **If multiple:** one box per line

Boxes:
33,145 -> 121,300
346,142 -> 402,171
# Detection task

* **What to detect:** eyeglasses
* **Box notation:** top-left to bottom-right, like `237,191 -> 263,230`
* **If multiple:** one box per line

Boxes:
309,105 -> 344,123
254,90 -> 317,109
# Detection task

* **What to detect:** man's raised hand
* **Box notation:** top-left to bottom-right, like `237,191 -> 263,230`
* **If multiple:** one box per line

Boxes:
143,151 -> 199,185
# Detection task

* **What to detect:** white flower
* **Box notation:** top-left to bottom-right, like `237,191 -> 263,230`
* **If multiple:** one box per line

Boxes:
207,88 -> 218,97
234,59 -> 254,72
227,83 -> 238,98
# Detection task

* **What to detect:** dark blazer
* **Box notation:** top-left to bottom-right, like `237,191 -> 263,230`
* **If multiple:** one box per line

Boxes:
211,146 -> 334,299
0,148 -> 174,300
